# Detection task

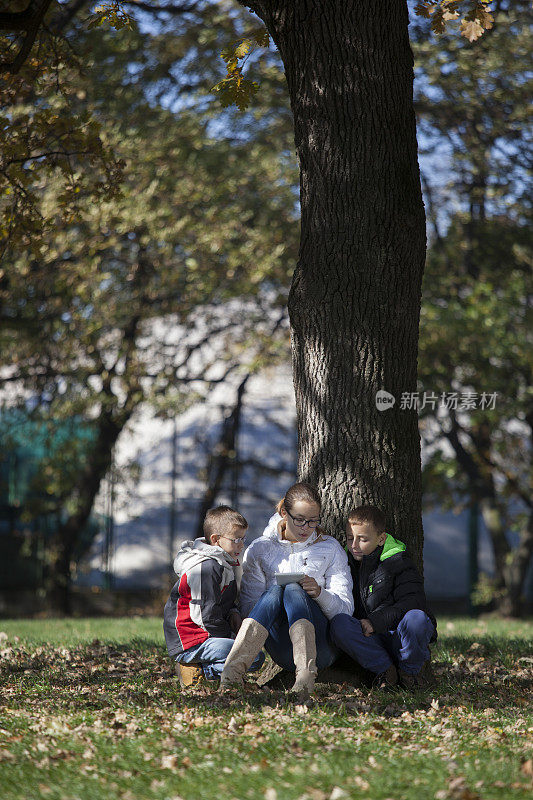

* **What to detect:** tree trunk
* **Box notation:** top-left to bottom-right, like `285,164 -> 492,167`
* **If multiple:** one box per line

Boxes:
479,496 -> 509,592
246,0 -> 426,563
448,418 -> 531,617
47,411 -> 126,614
497,511 -> 533,617
195,374 -> 250,539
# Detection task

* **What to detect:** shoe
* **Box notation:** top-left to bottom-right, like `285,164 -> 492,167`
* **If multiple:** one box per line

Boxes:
417,654 -> 435,687
398,668 -> 419,689
219,618 -> 268,690
399,651 -> 434,690
176,663 -> 205,689
373,663 -> 398,690
288,618 -> 317,697
423,649 -> 435,683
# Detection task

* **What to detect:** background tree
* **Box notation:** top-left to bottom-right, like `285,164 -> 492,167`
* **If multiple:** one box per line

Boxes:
1,16 -> 298,611
414,1 -> 532,614
420,225 -> 531,615
2,0 -> 523,583
222,0 -> 428,564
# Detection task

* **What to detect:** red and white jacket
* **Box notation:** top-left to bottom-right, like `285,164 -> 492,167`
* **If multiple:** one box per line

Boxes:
163,538 -> 239,658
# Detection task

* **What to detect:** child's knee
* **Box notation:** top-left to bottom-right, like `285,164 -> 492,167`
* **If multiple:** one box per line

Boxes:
283,581 -> 306,599
399,608 -> 430,635
263,584 -> 283,601
330,613 -> 359,644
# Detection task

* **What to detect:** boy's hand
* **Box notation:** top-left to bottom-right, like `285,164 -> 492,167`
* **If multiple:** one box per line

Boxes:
360,618 -> 374,636
229,611 -> 242,634
299,575 -> 321,599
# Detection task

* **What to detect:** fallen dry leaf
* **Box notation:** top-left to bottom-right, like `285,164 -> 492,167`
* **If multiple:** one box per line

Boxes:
521,759 -> 533,778
243,723 -> 262,736
305,789 -> 327,800
161,754 -> 179,770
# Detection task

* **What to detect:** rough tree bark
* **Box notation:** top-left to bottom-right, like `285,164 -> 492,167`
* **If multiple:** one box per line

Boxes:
240,0 -> 426,563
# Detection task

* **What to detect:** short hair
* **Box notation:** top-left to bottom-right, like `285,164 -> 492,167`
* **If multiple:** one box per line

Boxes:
347,505 -> 386,533
203,505 -> 248,542
276,482 -> 322,516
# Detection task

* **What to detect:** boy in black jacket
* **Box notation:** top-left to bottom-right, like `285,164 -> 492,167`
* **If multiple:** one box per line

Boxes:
330,505 -> 437,689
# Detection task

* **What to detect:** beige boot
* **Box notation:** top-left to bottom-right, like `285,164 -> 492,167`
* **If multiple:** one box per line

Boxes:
289,618 -> 317,696
219,618 -> 268,689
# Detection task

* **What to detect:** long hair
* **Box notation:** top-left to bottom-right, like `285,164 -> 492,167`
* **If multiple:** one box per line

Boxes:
276,482 -> 322,515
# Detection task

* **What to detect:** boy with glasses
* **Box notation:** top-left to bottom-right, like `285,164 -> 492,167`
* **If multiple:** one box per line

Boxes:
163,505 -> 264,688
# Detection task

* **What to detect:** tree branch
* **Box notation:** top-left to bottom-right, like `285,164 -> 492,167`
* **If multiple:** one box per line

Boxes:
122,0 -> 200,14
0,0 -> 54,74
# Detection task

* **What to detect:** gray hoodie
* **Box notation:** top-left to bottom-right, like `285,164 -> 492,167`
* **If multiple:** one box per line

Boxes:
163,538 -> 239,658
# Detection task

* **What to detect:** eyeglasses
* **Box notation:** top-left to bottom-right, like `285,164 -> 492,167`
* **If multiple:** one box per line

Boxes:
286,509 -> 321,529
220,535 -> 246,544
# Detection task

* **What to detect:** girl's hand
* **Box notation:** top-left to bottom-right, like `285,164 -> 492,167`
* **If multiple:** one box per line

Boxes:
299,575 -> 321,598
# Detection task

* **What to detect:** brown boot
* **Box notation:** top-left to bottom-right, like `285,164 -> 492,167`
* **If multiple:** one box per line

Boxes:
219,618 -> 268,690
399,651 -> 434,690
419,651 -> 435,687
373,663 -> 398,690
176,663 -> 205,689
398,667 -> 426,691
288,618 -> 317,697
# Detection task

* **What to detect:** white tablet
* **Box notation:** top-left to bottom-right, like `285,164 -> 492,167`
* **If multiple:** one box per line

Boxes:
275,572 -> 305,586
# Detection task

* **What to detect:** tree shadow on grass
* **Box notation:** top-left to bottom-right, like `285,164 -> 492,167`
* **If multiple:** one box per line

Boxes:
181,661 -> 531,718
177,635 -> 532,717
2,636 -> 531,717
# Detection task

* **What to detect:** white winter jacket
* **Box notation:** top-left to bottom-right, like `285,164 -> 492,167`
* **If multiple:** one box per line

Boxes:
240,513 -> 354,620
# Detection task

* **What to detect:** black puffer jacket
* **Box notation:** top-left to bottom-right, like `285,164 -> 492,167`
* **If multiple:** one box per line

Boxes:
349,534 -> 437,637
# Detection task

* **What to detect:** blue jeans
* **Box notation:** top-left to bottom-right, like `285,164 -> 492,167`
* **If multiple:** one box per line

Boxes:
248,583 -> 339,671
176,637 -> 265,681
330,609 -> 435,675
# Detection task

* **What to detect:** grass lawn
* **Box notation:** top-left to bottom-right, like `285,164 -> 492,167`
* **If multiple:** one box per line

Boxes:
0,616 -> 531,800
